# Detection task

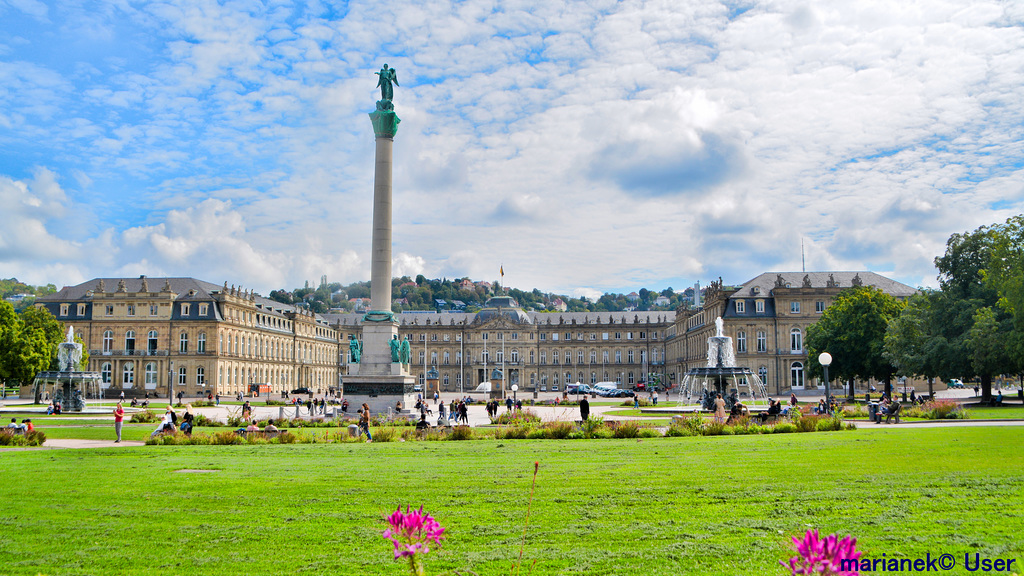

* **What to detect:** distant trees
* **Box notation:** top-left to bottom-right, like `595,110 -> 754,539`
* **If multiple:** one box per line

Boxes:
0,301 -> 57,388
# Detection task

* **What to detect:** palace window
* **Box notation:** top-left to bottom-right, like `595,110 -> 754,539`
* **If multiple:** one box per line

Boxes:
181,303 -> 190,315
196,366 -> 205,386
105,305 -> 114,316
122,362 -> 135,386
736,331 -> 747,353
590,350 -> 597,363
736,300 -> 745,313
603,351 -> 609,363
615,350 -> 622,364
443,351 -> 450,365
101,362 -> 112,384
628,350 -> 634,363
180,332 -> 189,353
143,363 -> 156,386
511,349 -> 519,363
565,332 -> 571,341
77,303 -> 86,316
790,328 -> 803,352
127,304 -> 135,316
529,350 -> 534,363
199,304 -> 208,315
791,362 -> 804,388
540,352 -> 546,364
148,330 -> 159,353
551,333 -> 558,341
590,372 -> 597,384
178,366 -> 187,385
565,351 -> 571,364
443,334 -> 450,341
756,331 -> 767,353
578,350 -> 584,364
790,301 -> 800,313
197,333 -> 206,353
150,304 -> 158,316
816,301 -> 826,313
125,330 -> 136,352
431,351 -> 438,365
103,330 -> 114,353
756,300 -> 765,313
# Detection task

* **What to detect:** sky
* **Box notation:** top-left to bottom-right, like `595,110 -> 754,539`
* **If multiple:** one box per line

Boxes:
2,0 -> 1023,301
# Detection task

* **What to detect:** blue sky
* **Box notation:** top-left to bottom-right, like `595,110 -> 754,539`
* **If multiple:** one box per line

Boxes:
2,0 -> 1023,300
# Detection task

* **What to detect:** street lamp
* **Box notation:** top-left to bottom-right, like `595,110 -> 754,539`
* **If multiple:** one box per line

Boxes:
818,352 -> 832,407
168,360 -> 174,405
511,384 -> 519,404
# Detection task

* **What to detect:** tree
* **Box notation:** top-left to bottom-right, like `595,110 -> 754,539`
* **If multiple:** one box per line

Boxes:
0,301 -> 51,389
883,292 -> 945,399
20,305 -> 65,370
931,223 -> 1014,400
984,215 -> 1024,367
805,286 -> 906,398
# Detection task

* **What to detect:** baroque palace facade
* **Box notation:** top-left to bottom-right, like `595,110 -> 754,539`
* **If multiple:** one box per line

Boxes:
37,277 -> 342,398
665,271 -> 918,396
35,271 -> 917,398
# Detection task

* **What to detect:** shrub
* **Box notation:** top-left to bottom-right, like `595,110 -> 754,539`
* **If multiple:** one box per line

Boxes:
525,429 -> 547,439
816,416 -> 843,432
274,431 -> 297,444
226,416 -> 244,428
582,415 -> 605,439
265,399 -> 287,406
796,415 -> 821,433
494,425 -> 531,440
543,421 -> 574,439
702,422 -> 726,436
621,397 -> 651,407
494,410 -> 541,425
193,414 -> 220,427
637,427 -> 661,438
665,423 -> 698,437
842,404 -> 867,418
906,399 -> 969,420
211,431 -> 245,445
772,422 -> 797,434
589,427 -> 613,439
448,426 -> 475,441
0,430 -> 46,446
566,431 -> 585,440
130,410 -> 159,424
611,421 -> 641,438
371,427 -> 398,443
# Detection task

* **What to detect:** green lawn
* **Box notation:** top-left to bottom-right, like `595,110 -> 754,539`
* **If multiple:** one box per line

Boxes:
1,427 -> 1022,576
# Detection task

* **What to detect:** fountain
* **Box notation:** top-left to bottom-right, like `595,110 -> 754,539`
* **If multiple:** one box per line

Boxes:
31,327 -> 103,411
679,317 -> 768,410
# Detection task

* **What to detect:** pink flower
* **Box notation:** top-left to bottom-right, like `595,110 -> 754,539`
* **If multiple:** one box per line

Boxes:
782,529 -> 861,575
382,505 -> 445,560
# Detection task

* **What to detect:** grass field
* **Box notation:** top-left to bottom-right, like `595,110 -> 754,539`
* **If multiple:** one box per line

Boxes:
1,426 -> 1022,575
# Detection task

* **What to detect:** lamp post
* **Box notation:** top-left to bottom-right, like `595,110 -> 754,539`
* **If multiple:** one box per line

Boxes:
818,352 -> 832,407
168,360 -> 174,404
511,384 -> 518,404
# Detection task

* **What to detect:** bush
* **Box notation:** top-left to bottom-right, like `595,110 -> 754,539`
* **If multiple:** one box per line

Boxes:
637,427 -> 661,438
665,423 -> 698,437
0,430 -> 46,446
193,414 -> 220,427
525,429 -> 547,439
494,409 -> 541,425
448,426 -> 475,441
274,431 -> 297,444
621,397 -> 651,407
371,427 -> 398,443
772,422 -> 797,434
582,415 -> 605,439
906,400 -> 969,420
589,427 -> 614,439
842,404 -> 867,418
796,415 -> 821,433
211,431 -> 245,445
265,400 -> 287,406
495,425 -> 531,440
130,410 -> 159,423
816,415 -> 843,432
543,421 -> 574,439
611,421 -> 641,438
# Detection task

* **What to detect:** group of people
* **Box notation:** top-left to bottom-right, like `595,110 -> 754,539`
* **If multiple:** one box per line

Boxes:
6,418 -> 33,434
45,401 -> 63,415
150,404 -> 195,438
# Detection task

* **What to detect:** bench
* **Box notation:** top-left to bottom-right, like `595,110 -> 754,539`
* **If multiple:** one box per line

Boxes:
237,429 -> 285,439
875,403 -> 902,424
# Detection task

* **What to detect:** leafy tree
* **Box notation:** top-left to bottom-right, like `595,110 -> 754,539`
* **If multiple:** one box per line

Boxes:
0,301 -> 51,389
20,305 -> 65,370
883,292 -> 946,398
805,286 -> 906,398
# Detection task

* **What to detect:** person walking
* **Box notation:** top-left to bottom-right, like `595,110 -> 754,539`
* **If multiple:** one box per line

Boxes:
580,396 -> 590,423
113,401 -> 125,443
714,393 -> 727,424
359,403 -> 373,441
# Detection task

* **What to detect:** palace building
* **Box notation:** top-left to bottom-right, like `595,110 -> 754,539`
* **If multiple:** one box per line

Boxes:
35,271 -> 918,399
664,272 -> 917,395
36,277 -> 342,398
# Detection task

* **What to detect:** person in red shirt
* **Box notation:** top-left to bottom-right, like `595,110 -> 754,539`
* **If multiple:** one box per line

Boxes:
113,401 -> 125,443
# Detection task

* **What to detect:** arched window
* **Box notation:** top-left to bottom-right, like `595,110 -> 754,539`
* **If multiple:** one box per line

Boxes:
757,330 -> 767,353
791,362 -> 804,389
122,362 -> 135,386
124,330 -> 136,352
101,362 -> 112,384
510,349 -> 518,363
179,332 -> 189,353
736,331 -> 747,353
147,330 -> 159,354
196,366 -> 205,386
145,362 -> 158,387
565,351 -> 571,364
198,333 -> 206,353
565,371 -> 572,384
790,328 -> 802,352
591,372 -> 597,384
553,373 -> 559,386
103,330 -> 114,353
628,349 -> 635,363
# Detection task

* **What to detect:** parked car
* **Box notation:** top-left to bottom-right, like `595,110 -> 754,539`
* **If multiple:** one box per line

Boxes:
290,387 -> 312,395
567,384 -> 593,395
947,379 -> 964,389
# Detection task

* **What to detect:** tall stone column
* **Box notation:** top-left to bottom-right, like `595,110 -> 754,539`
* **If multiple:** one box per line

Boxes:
341,69 -> 416,414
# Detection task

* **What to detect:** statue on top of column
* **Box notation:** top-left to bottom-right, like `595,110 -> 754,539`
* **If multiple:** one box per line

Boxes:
375,64 -> 399,111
